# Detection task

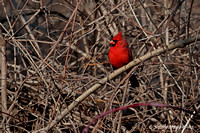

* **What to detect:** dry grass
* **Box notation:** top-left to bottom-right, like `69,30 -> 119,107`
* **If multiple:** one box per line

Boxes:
0,0 -> 200,132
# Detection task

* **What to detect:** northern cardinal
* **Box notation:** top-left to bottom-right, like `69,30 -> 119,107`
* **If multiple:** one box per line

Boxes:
108,31 -> 139,87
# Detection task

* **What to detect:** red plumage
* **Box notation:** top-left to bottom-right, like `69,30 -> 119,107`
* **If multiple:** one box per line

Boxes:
108,31 -> 139,87
108,31 -> 132,68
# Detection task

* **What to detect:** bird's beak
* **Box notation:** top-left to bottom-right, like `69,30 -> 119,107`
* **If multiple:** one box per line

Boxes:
109,40 -> 115,45
109,40 -> 116,47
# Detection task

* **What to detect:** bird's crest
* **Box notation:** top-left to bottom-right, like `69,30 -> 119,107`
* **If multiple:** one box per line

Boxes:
112,31 -> 123,41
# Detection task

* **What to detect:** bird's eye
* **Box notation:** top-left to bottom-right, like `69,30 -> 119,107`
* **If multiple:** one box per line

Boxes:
113,40 -> 118,44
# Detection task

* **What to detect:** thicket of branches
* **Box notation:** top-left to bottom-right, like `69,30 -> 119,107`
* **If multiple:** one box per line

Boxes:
0,0 -> 200,132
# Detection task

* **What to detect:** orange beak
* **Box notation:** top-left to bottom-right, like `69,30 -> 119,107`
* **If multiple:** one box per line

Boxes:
109,40 -> 115,45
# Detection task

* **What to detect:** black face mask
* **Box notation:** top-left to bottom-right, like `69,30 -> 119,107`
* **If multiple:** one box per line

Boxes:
110,40 -> 118,47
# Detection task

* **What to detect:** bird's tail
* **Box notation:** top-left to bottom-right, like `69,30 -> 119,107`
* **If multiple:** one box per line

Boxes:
129,74 -> 139,88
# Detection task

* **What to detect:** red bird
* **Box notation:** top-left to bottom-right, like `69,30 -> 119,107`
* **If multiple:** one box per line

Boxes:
108,31 -> 139,87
